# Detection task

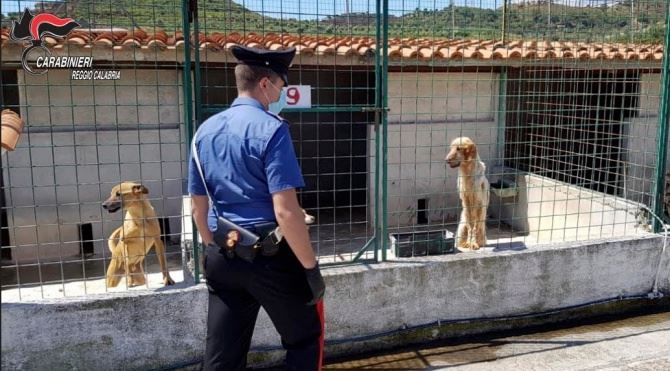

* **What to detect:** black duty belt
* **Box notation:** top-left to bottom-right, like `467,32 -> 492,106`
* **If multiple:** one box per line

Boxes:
219,221 -> 283,262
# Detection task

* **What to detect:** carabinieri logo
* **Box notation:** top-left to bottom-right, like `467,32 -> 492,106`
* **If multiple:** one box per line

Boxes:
10,8 -> 82,75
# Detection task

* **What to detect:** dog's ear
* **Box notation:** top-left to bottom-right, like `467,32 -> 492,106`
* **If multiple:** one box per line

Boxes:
110,186 -> 121,196
464,143 -> 477,157
133,184 -> 149,194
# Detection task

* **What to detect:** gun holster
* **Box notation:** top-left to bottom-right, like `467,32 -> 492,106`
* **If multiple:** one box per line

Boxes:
211,217 -> 279,263
212,216 -> 260,263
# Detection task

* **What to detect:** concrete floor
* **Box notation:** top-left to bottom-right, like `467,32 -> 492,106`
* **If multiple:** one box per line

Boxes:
0,247 -> 186,302
0,221 -> 528,300
1,216 -> 650,301
311,219 -> 537,264
323,311 -> 670,370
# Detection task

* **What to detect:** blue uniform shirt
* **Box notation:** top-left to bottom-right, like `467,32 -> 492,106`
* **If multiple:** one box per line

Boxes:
188,97 -> 305,230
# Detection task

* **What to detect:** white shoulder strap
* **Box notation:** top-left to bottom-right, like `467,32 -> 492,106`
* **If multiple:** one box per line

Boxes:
191,130 -> 214,208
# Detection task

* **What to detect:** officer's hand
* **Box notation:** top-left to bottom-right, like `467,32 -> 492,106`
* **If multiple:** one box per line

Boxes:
305,262 -> 325,305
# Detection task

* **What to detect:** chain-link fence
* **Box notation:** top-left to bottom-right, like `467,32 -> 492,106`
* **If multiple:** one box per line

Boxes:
381,0 -> 668,259
1,0 -> 668,300
1,0 -> 189,300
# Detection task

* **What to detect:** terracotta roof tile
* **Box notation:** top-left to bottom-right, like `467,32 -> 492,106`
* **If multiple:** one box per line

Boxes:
296,45 -> 315,56
509,49 -> 523,59
337,45 -> 357,57
43,36 -> 59,46
0,28 -> 663,62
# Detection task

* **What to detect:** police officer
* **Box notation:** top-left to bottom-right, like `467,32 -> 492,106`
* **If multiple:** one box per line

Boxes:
188,45 -> 326,371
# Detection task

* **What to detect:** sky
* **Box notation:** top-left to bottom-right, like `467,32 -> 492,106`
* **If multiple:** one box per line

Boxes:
1,0 -> 625,18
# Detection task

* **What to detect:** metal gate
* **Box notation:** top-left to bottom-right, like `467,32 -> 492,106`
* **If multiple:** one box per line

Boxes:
180,0 -> 391,278
2,0 -> 668,298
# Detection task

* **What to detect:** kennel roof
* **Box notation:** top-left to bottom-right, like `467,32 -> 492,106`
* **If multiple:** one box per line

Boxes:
1,28 -> 664,65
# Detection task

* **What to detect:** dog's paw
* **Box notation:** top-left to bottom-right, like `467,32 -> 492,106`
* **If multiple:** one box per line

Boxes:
106,278 -> 120,288
164,276 -> 175,286
470,242 -> 480,250
128,276 -> 147,287
457,242 -> 472,252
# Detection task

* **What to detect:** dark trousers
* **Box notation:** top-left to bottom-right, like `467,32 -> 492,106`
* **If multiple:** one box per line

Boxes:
203,241 -> 324,371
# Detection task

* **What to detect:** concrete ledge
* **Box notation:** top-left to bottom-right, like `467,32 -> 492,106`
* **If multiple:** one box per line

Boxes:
2,235 -> 668,370
1,284 -> 207,370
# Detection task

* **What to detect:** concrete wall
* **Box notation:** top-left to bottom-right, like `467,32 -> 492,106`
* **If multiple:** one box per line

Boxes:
2,235 -> 667,370
4,68 -> 666,260
16,69 -> 182,128
489,173 -> 641,243
2,69 -> 185,262
371,71 -> 668,228
371,72 -> 500,226
623,73 -> 668,206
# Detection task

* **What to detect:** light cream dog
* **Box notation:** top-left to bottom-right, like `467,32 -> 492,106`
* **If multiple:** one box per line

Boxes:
445,137 -> 490,251
271,209 -> 315,243
302,209 -> 315,225
103,182 -> 175,287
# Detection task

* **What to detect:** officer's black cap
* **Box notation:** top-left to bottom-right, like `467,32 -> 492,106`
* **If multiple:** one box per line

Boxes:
231,45 -> 296,85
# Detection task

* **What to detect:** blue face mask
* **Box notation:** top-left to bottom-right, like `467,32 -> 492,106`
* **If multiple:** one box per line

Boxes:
268,86 -> 287,115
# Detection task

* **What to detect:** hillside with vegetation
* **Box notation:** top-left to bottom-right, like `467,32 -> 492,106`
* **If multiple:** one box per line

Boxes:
1,0 -> 666,43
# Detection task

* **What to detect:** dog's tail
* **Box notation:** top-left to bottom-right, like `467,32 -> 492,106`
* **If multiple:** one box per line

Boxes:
108,228 -> 122,252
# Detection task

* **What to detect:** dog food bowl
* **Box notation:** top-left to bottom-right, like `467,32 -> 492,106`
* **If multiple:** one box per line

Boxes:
389,230 -> 455,258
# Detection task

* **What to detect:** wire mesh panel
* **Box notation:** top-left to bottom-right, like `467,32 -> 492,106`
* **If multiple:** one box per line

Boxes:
1,0 -> 668,301
383,0 -> 668,257
190,0 -> 382,265
1,0 -> 188,300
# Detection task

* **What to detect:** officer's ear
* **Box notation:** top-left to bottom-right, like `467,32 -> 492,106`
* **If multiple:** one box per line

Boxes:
259,76 -> 270,90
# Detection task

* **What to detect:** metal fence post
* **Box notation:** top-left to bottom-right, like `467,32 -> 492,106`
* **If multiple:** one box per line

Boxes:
381,0 -> 389,261
652,3 -> 670,232
181,0 -> 199,283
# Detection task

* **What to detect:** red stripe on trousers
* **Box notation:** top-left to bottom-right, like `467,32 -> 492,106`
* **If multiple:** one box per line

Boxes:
316,299 -> 325,370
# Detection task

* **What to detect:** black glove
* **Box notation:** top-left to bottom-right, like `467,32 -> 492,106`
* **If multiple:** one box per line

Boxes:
305,262 -> 325,305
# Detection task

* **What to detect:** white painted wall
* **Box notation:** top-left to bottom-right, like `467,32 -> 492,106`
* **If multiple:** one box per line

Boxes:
3,68 -> 665,263
370,72 -> 500,227
368,71 -> 667,228
623,73 -> 667,207
3,69 -> 185,263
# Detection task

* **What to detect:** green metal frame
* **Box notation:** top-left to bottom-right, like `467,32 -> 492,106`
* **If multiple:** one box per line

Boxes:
3,0 -> 668,302
181,0 -> 391,267
380,0 -> 389,261
202,105 -> 377,115
653,2 -> 670,232
374,0 -> 382,261
182,0 -> 670,263
181,0 -> 198,282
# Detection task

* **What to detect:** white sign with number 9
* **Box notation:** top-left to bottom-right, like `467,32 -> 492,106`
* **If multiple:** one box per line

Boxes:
283,85 -> 311,108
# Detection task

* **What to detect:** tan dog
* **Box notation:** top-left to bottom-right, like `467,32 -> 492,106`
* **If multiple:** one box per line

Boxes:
103,182 -> 175,287
446,137 -> 490,251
